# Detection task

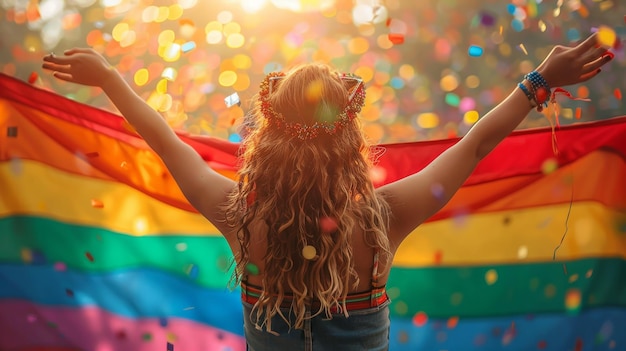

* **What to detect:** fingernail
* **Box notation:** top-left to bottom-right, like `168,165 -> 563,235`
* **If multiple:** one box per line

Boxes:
604,52 -> 615,60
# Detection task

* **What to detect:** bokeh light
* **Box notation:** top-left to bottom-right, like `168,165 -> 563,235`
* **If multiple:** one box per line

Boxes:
1,0 -> 623,144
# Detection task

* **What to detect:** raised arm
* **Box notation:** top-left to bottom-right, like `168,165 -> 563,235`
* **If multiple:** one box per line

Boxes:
380,33 -> 613,247
42,49 -> 236,234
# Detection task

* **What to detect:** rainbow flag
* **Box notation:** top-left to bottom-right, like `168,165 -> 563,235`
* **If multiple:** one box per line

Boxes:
1,73 -> 625,351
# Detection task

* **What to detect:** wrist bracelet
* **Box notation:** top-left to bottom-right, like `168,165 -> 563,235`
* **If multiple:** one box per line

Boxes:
524,71 -> 551,110
517,81 -> 538,108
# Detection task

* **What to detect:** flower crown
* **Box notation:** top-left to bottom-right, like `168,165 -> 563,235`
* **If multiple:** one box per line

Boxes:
258,71 -> 366,140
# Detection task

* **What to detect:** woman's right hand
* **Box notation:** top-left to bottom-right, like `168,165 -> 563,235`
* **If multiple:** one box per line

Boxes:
42,48 -> 118,88
535,32 -> 614,88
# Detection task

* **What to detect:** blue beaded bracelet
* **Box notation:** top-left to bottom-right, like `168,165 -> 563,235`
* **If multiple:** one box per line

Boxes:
525,71 -> 550,100
517,82 -> 538,108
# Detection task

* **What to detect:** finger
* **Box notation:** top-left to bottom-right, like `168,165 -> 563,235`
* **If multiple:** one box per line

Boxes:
579,68 -> 601,82
43,53 -> 74,65
579,46 -> 608,63
582,54 -> 612,74
41,62 -> 70,72
51,72 -> 75,82
64,48 -> 93,56
573,33 -> 600,53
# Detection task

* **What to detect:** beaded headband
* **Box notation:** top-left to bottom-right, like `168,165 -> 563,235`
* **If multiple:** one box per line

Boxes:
258,71 -> 366,140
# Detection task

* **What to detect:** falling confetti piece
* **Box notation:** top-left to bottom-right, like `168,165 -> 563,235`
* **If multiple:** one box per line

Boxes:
27,314 -> 37,323
85,152 -> 99,158
388,33 -> 404,44
175,242 -> 188,252
614,88 -> 622,100
181,41 -> 196,53
485,269 -> 498,285
91,199 -> 104,208
28,72 -> 38,84
575,338 -> 583,351
319,216 -> 338,233
565,288 -> 582,313
167,342 -> 174,351
66,288 -> 74,297
167,332 -> 177,342
245,263 -> 259,275
447,316 -> 459,329
468,45 -> 483,57
159,317 -> 168,327
21,248 -> 33,263
224,92 -> 240,107
53,262 -> 67,271
541,158 -> 558,174
142,332 -> 152,341
85,252 -> 94,262
538,340 -> 547,349
302,245 -> 317,260
412,311 -> 428,326
186,264 -> 199,279
434,250 -> 443,265
597,26 -> 617,47
518,43 -> 528,55
115,330 -> 127,339
7,126 -> 18,137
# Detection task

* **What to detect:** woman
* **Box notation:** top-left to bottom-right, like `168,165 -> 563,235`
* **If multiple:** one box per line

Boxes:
42,33 -> 612,350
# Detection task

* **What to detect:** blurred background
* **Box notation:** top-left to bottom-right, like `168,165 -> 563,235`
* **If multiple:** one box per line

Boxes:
1,0 -> 625,144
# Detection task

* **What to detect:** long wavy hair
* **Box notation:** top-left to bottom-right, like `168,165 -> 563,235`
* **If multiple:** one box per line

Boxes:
225,63 -> 391,331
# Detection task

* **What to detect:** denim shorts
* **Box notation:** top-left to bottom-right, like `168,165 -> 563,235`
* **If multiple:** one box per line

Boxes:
243,299 -> 391,351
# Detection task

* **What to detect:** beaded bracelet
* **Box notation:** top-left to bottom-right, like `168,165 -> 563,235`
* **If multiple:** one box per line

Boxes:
517,81 -> 538,108
523,70 -> 551,111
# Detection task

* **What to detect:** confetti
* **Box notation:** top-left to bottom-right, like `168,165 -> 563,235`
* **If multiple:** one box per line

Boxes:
614,88 -> 622,100
447,316 -> 459,329
541,158 -> 558,174
302,245 -> 317,260
181,41 -> 196,53
319,216 -> 338,233
485,269 -> 498,285
565,288 -> 582,313
518,43 -> 528,55
85,152 -> 99,157
53,262 -> 67,271
224,92 -> 240,107
91,199 -> 104,208
597,26 -> 617,47
186,264 -> 199,279
66,288 -> 74,297
468,45 -> 483,57
28,71 -> 38,84
434,250 -> 443,265
245,263 -> 259,275
412,311 -> 428,327
7,126 -> 18,137
388,33 -> 404,44
167,342 -> 174,351
85,252 -> 94,262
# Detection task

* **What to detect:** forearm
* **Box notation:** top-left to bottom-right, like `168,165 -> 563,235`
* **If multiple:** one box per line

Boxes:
101,70 -> 175,154
465,84 -> 534,159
